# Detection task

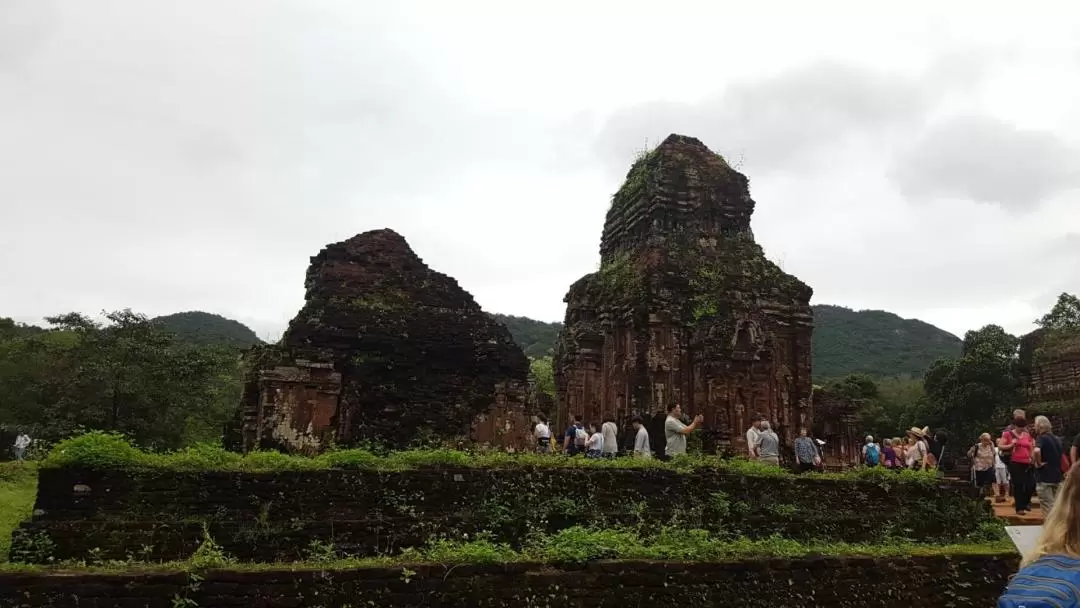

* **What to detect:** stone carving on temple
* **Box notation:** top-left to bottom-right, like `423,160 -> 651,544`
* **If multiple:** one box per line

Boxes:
229,229 -> 532,453
554,134 -> 814,456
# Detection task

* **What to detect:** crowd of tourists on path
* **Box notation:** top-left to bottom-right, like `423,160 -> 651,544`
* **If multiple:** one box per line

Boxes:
965,409 -> 1069,518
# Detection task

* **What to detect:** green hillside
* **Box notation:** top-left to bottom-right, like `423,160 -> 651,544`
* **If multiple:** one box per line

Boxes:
492,306 -> 960,380
811,305 -> 961,379
489,314 -> 562,358
152,311 -> 262,349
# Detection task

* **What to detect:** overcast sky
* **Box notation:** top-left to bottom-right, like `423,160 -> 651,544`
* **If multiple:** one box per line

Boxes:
2,1 -> 1078,341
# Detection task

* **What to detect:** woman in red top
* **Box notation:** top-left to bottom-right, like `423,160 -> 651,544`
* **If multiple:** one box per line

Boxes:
998,414 -> 1035,515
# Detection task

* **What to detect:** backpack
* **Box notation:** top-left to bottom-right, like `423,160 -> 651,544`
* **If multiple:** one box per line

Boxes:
865,443 -> 880,466
574,427 -> 588,446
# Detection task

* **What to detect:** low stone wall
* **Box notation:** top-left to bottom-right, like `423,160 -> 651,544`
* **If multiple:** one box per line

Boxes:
11,467 -> 990,563
0,554 -> 1016,608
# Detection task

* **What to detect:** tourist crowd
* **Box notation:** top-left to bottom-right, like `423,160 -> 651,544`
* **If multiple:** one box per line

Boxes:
532,406 -> 1071,520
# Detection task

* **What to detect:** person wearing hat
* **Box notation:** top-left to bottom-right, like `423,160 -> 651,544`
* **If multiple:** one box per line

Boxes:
904,427 -> 929,469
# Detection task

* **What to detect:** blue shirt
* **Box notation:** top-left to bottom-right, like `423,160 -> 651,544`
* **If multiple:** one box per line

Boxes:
999,555 -> 1080,607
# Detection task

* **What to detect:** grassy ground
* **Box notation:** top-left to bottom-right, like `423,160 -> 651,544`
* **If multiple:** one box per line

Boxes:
0,462 -> 37,563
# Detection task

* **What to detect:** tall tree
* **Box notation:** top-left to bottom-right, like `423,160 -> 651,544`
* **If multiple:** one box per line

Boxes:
922,324 -> 1021,443
1034,292 -> 1080,331
0,310 -> 241,449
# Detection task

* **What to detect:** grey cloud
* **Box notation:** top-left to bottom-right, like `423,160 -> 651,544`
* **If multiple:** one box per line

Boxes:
594,61 -> 953,176
890,116 -> 1079,210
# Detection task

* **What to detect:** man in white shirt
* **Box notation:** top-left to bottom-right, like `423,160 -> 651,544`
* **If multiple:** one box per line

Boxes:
601,417 -> 619,458
13,432 -> 31,462
664,404 -> 703,457
631,416 -> 651,458
746,416 -> 763,460
533,415 -> 551,454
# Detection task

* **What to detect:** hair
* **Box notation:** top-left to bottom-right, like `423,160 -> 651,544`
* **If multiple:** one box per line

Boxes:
892,437 -> 903,447
979,432 -> 991,443
588,422 -> 598,432
631,416 -> 643,425
1024,464 -> 1080,566
573,414 -> 582,423
865,435 -> 874,442
1014,416 -> 1028,428
760,420 -> 771,431
883,438 -> 892,447
667,403 -> 679,413
537,413 -> 547,423
1014,409 -> 1026,419
1034,415 -> 1052,435
799,427 -> 808,435
603,416 -> 615,424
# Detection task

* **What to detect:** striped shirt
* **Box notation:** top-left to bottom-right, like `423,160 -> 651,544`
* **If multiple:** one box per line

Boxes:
999,554 -> 1080,607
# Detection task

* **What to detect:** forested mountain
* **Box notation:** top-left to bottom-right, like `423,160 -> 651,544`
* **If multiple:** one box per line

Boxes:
491,306 -> 961,380
489,313 -> 562,358
811,305 -> 961,379
152,311 -> 262,349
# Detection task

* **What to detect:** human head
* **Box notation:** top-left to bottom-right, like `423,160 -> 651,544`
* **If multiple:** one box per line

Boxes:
979,432 -> 991,445
752,415 -> 763,429
1014,409 -> 1026,419
760,420 -> 771,431
1014,416 -> 1028,429
667,403 -> 682,417
603,415 -> 615,424
1024,465 -> 1080,566
589,422 -> 598,433
537,413 -> 547,423
1034,415 -> 1052,435
573,414 -> 582,424
799,427 -> 808,437
883,438 -> 892,447
865,435 -> 874,444
631,416 -> 643,429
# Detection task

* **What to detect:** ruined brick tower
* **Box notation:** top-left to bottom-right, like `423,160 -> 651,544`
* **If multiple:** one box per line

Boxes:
554,134 -> 814,454
230,229 -> 532,453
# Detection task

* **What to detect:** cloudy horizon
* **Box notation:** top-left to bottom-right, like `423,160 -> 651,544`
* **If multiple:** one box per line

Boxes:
2,0 -> 1077,342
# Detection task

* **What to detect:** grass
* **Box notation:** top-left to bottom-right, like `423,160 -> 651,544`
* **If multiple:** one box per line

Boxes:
0,462 -> 38,564
0,525 -> 1016,576
41,432 -> 942,487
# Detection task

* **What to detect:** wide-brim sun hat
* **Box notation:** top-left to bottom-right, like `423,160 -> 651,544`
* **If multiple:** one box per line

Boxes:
906,427 -> 926,438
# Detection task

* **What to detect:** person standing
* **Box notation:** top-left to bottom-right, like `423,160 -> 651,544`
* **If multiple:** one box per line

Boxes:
585,422 -> 603,458
1033,415 -> 1064,517
601,416 -> 619,459
861,435 -> 881,467
631,416 -> 651,458
533,415 -> 551,454
13,432 -> 31,462
999,413 -> 1035,515
664,404 -> 703,457
745,416 -> 763,460
755,421 -> 780,466
793,427 -> 818,472
563,415 -> 587,456
968,433 -> 996,497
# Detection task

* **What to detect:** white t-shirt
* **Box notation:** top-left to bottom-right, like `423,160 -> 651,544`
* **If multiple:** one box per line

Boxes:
534,422 -> 550,440
665,416 -> 688,455
633,426 -> 651,457
601,421 -> 619,454
746,426 -> 761,457
587,432 -> 604,451
14,434 -> 31,449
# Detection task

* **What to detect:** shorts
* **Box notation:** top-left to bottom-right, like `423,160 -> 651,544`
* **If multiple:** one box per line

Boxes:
995,467 -> 1009,485
975,468 -> 995,487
